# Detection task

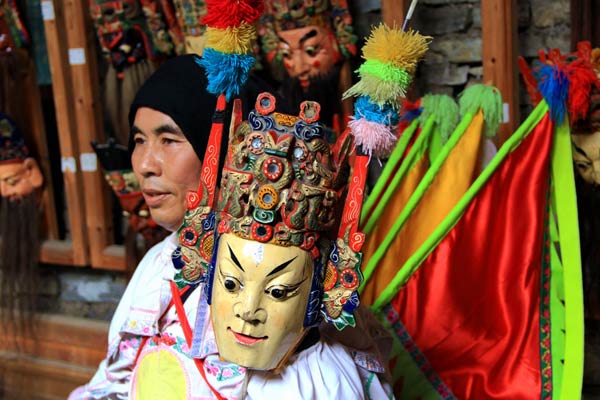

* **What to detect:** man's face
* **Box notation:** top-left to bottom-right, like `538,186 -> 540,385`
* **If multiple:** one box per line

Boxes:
572,130 -> 600,186
0,159 -> 42,201
131,107 -> 202,231
277,25 -> 341,90
211,233 -> 313,370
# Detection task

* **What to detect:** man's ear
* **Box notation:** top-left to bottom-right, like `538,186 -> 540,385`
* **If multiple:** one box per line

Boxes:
23,157 -> 44,189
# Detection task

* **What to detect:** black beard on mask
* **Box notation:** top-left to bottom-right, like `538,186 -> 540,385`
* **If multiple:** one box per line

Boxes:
278,64 -> 343,128
0,192 -> 40,338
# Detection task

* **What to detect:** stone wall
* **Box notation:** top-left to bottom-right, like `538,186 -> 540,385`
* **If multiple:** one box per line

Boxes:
350,0 -> 571,117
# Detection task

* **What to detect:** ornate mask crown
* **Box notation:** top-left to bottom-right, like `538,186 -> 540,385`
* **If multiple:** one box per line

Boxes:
176,92 -> 364,329
217,93 -> 347,256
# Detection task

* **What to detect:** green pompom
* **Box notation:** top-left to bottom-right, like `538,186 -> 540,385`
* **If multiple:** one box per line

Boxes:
458,84 -> 503,138
420,94 -> 460,143
343,73 -> 408,107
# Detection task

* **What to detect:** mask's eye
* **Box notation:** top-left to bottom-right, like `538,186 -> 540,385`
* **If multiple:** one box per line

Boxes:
280,48 -> 291,59
265,284 -> 299,300
304,45 -> 318,57
219,271 -> 242,293
576,162 -> 591,170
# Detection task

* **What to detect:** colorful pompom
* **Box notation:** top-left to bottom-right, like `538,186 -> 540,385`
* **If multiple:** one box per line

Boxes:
202,0 -> 264,28
198,50 -> 255,101
420,94 -> 459,142
459,84 -> 503,138
344,23 -> 430,160
205,23 -> 257,54
348,117 -> 397,159
354,96 -> 400,126
343,75 -> 408,107
533,63 -> 569,125
362,25 -> 431,74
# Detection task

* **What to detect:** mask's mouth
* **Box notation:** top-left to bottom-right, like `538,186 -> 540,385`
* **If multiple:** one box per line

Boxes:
228,327 -> 268,346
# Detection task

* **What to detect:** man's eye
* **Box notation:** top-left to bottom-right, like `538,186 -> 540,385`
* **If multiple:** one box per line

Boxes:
133,136 -> 145,145
280,48 -> 291,59
161,137 -> 178,145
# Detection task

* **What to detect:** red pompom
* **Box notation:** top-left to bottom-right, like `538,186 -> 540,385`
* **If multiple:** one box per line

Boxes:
202,0 -> 264,28
567,60 -> 599,124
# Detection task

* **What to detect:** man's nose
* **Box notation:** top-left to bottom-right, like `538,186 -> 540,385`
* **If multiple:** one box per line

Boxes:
136,146 -> 161,177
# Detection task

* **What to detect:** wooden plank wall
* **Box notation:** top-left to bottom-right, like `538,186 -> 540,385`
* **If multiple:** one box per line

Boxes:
481,0 -> 519,144
38,0 -> 126,270
0,315 -> 108,400
63,0 -> 122,270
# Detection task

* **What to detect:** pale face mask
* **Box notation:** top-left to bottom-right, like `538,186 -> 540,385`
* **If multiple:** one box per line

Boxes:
211,233 -> 313,371
572,130 -> 600,185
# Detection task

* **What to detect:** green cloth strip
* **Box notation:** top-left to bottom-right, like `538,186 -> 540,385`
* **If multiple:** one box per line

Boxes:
363,117 -> 434,235
551,122 -> 584,400
548,206 -> 565,399
361,118 -> 419,226
371,101 -> 549,311
361,111 -> 476,290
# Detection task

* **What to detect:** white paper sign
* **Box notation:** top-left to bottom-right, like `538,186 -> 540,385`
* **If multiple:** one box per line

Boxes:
68,48 -> 86,65
61,157 -> 77,173
41,1 -> 55,21
503,102 -> 510,124
80,153 -> 98,172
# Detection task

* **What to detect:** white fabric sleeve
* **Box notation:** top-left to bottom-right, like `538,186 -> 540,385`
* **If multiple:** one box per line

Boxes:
67,236 -> 173,400
246,340 -> 394,400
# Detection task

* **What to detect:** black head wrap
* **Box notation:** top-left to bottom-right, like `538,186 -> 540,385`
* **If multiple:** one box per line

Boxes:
128,54 -> 280,161
128,54 -> 215,159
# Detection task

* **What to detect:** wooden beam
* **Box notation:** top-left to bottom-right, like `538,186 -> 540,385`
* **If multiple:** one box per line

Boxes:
63,0 -> 116,270
381,0 -> 410,28
21,57 -> 60,240
481,0 -> 519,144
41,0 -> 89,266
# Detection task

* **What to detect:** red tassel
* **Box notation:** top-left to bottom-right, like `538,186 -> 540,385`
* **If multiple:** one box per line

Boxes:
567,60 -> 598,124
202,0 -> 264,28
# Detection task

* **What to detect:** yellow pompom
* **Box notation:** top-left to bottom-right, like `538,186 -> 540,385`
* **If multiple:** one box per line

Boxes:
362,24 -> 431,74
206,22 -> 257,54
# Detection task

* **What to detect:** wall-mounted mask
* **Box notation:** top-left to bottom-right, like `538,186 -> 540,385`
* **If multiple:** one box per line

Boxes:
0,113 -> 42,201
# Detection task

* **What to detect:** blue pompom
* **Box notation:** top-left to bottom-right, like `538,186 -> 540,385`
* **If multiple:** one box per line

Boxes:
534,62 -> 569,124
197,49 -> 255,100
353,96 -> 400,125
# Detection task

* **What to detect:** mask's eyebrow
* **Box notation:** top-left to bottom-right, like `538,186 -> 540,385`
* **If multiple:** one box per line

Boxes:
228,244 -> 245,272
299,29 -> 318,45
278,29 -> 317,46
266,256 -> 298,277
573,143 -> 589,158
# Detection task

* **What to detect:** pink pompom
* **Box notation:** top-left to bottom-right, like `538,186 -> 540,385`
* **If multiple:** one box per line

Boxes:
349,117 -> 398,159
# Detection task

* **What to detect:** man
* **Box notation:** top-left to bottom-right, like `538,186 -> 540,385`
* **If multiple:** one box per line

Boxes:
0,113 -> 44,336
69,54 -> 268,400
